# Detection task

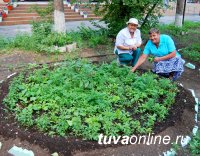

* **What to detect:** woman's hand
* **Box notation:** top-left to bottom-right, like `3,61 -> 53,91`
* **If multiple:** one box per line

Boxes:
131,67 -> 136,72
154,57 -> 161,62
154,51 -> 176,62
130,54 -> 148,73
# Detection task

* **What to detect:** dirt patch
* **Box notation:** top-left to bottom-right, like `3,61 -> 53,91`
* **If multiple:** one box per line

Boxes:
0,50 -> 93,81
0,136 -> 50,156
0,69 -> 195,156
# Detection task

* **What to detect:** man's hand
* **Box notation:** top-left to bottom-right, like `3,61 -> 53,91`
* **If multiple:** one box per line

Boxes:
154,57 -> 161,62
129,45 -> 137,51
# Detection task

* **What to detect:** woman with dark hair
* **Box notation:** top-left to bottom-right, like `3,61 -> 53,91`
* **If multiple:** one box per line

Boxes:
131,28 -> 184,81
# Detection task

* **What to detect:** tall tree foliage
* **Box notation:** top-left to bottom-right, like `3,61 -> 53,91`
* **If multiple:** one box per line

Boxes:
94,0 -> 165,37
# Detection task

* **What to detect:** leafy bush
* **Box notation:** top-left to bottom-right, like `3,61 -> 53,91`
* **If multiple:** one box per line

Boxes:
9,34 -> 36,50
32,21 -> 52,38
78,26 -> 109,47
41,33 -> 73,47
94,0 -> 165,37
159,24 -> 186,37
4,60 -> 178,140
68,31 -> 83,48
0,37 -> 10,50
184,21 -> 200,30
181,44 -> 200,63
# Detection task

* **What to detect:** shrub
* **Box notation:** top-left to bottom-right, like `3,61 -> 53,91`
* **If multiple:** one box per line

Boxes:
77,26 -> 109,47
41,33 -> 73,47
94,0 -> 165,37
181,44 -> 200,63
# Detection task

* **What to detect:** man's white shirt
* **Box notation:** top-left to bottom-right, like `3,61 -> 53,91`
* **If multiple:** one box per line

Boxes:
114,27 -> 142,54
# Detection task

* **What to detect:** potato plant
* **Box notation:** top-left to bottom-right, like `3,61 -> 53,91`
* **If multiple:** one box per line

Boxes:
3,60 -> 178,140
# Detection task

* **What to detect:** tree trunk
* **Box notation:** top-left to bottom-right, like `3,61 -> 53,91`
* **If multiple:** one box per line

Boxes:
54,0 -> 66,33
175,0 -> 185,27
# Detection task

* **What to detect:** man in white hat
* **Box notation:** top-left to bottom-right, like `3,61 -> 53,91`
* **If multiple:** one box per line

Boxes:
114,18 -> 142,66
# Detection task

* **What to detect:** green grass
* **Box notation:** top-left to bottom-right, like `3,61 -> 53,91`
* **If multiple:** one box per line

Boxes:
3,60 -> 178,140
159,21 -> 200,36
0,23 -> 110,54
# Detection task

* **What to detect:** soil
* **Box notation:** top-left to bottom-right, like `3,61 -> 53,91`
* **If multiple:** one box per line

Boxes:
0,49 -> 199,156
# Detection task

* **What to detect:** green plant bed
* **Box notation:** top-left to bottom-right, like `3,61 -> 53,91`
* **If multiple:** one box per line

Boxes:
180,43 -> 200,63
3,60 -> 178,140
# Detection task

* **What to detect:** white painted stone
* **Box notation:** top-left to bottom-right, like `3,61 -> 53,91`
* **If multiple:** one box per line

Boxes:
0,80 -> 3,84
188,89 -> 195,97
66,42 -> 77,52
185,63 -> 196,69
192,126 -> 198,135
195,114 -> 198,123
181,136 -> 191,147
7,72 -> 17,79
0,142 -> 2,150
163,148 -> 176,156
53,43 -> 76,53
8,146 -> 34,156
195,97 -> 198,104
51,152 -> 59,156
59,46 -> 66,53
54,62 -> 62,66
195,104 -> 198,113
53,46 -> 65,52
178,83 -> 183,87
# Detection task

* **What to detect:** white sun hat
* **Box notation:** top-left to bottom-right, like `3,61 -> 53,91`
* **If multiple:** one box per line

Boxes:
126,18 -> 139,25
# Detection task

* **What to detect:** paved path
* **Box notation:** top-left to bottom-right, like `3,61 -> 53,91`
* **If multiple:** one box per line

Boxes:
0,20 -> 106,39
0,15 -> 199,38
159,15 -> 200,24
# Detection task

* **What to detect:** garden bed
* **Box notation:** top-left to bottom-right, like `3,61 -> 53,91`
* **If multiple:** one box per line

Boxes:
0,60 -> 196,156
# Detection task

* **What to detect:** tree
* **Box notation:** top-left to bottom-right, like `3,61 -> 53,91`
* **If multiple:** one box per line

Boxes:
54,0 -> 66,33
175,0 -> 185,27
94,0 -> 165,37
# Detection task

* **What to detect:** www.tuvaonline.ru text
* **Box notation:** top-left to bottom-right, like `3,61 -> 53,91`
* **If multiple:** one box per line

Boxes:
98,133 -> 185,145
